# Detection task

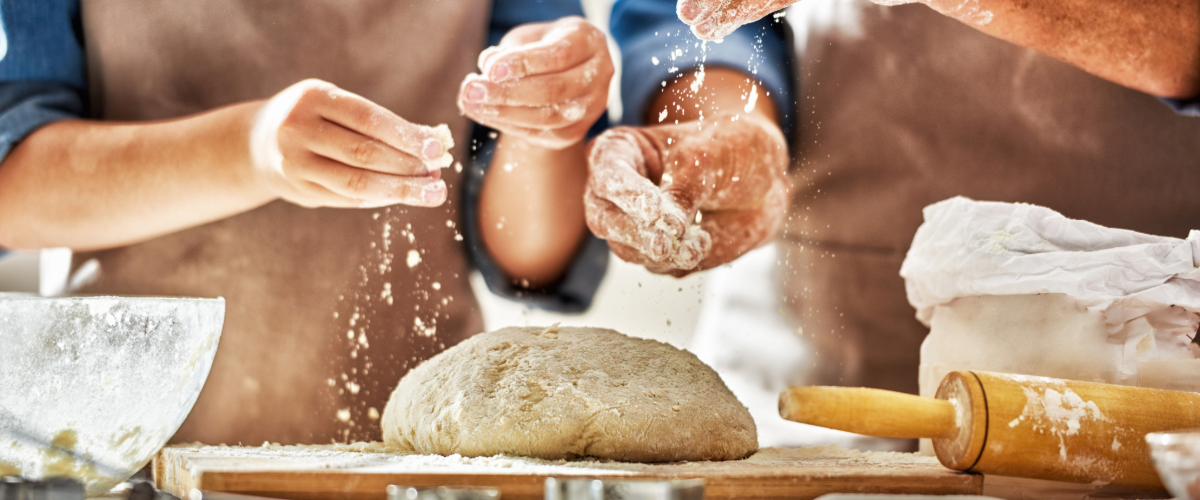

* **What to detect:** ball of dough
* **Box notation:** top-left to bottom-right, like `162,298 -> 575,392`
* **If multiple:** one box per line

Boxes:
382,325 -> 757,462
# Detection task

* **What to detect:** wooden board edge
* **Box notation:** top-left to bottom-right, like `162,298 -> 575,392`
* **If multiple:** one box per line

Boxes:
155,449 -> 202,498
184,469 -> 984,500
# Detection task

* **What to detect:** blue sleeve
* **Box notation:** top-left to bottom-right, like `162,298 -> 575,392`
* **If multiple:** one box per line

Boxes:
0,0 -> 86,257
1160,96 -> 1200,117
610,0 -> 794,136
487,0 -> 586,46
460,0 -> 610,313
0,0 -> 87,161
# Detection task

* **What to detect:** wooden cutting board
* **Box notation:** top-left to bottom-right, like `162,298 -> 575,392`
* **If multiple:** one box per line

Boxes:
154,444 -> 982,500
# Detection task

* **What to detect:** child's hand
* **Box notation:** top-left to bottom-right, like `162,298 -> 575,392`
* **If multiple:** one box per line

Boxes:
584,114 -> 789,276
458,17 -> 614,150
249,79 -> 452,208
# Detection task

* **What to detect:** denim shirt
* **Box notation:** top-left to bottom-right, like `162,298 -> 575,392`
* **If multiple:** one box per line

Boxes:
1162,96 -> 1200,117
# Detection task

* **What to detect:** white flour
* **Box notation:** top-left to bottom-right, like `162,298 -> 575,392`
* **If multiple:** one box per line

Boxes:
162,442 -> 937,476
999,374 -> 1117,475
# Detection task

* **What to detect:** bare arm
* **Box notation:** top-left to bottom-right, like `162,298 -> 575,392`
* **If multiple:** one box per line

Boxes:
679,0 -> 1200,99
929,0 -> 1200,98
479,136 -> 589,287
0,104 -> 268,251
0,80 -> 452,251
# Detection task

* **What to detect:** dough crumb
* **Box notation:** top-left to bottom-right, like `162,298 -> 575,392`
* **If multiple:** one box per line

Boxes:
538,323 -> 561,339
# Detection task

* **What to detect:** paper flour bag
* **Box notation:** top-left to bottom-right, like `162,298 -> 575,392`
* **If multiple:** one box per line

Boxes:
900,197 -> 1200,402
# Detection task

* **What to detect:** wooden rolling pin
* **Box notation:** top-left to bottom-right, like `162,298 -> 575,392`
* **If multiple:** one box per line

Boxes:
779,371 -> 1200,489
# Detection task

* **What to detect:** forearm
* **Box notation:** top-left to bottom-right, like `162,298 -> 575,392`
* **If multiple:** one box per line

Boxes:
479,134 -> 589,287
930,0 -> 1200,98
0,101 -> 273,251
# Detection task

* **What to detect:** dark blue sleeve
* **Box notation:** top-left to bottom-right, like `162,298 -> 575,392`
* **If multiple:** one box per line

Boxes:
461,0 -> 610,313
1161,96 -> 1200,117
610,0 -> 794,136
487,0 -> 587,46
0,0 -> 86,256
0,0 -> 87,161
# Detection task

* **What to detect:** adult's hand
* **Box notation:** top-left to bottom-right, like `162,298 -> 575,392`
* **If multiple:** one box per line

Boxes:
250,79 -> 453,209
677,0 -> 796,41
678,0 -> 913,40
585,114 -> 789,276
458,16 -> 614,150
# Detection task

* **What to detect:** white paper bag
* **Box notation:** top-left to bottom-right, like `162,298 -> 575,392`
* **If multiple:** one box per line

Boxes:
902,197 -> 1200,397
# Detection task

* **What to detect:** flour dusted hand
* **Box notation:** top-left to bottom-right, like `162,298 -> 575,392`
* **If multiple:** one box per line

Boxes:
458,17 -> 613,150
382,325 -> 757,462
677,0 -> 944,41
676,0 -> 796,41
585,115 -> 788,276
249,79 -> 453,209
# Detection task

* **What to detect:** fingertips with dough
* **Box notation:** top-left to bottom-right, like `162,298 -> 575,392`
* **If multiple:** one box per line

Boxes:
423,124 -> 455,170
673,225 -> 712,270
585,190 -> 682,265
587,130 -> 663,223
656,194 -> 692,242
640,229 -> 672,262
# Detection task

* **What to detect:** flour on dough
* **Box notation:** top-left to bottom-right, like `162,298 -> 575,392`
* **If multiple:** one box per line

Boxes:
382,325 -> 757,462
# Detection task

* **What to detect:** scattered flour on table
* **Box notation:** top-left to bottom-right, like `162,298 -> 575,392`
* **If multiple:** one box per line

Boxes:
162,442 -> 939,476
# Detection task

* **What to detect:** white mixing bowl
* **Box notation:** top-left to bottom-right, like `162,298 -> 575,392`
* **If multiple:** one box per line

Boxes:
0,294 -> 224,495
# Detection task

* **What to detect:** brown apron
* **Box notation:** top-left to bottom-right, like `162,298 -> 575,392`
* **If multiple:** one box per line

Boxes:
75,0 -> 489,444
783,3 -> 1200,395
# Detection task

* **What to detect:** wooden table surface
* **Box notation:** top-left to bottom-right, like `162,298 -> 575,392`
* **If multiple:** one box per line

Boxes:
154,444 -> 983,500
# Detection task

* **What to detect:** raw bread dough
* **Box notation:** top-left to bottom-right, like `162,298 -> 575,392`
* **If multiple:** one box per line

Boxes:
382,325 -> 757,462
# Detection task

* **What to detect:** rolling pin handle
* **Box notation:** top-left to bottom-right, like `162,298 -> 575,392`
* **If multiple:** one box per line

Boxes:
779,386 -> 960,440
